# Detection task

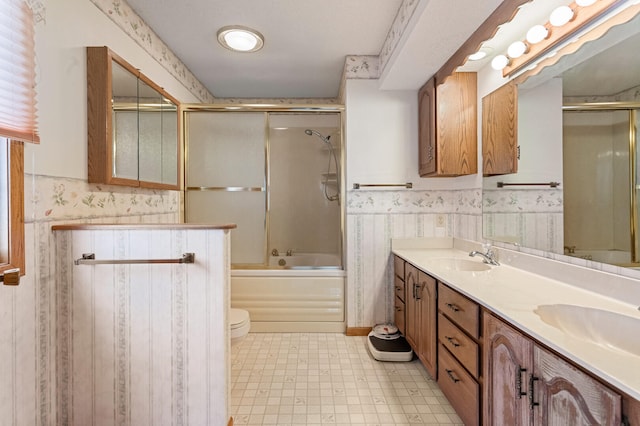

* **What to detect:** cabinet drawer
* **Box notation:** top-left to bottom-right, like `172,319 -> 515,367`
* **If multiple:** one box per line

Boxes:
438,344 -> 479,426
438,283 -> 479,339
394,275 -> 405,302
438,313 -> 479,378
394,256 -> 405,279
394,296 -> 405,336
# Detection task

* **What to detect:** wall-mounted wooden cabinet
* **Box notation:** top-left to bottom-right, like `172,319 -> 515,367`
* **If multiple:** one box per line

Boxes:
482,81 -> 518,176
87,46 -> 181,190
418,72 -> 478,177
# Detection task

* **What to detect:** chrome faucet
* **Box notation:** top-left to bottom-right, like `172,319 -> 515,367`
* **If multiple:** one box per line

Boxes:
469,247 -> 500,266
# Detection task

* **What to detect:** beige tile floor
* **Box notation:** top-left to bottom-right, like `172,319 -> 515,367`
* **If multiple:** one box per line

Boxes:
230,333 -> 463,425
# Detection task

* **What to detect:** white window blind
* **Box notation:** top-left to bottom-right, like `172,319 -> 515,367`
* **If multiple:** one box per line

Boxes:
0,0 -> 39,143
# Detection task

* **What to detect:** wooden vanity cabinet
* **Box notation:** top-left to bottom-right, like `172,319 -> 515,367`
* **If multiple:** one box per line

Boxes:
404,263 -> 437,379
418,72 -> 478,177
393,256 -> 406,335
482,81 -> 518,176
483,311 -> 622,425
437,283 -> 482,426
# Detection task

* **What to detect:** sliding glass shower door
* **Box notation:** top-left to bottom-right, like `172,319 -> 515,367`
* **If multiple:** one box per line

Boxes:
186,112 -> 266,264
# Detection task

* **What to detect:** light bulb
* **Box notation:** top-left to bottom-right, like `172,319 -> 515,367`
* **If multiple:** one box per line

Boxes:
468,51 -> 487,61
576,0 -> 597,6
526,25 -> 549,44
491,55 -> 510,71
507,41 -> 528,59
549,6 -> 575,27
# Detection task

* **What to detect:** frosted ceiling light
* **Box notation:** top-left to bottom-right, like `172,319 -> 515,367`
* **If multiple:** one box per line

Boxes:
526,25 -> 549,44
576,0 -> 597,6
217,25 -> 264,52
507,41 -> 528,59
491,55 -> 510,71
549,6 -> 575,27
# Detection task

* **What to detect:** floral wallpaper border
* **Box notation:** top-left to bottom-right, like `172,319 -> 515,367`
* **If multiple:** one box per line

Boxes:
378,0 -> 420,76
27,174 -> 180,223
346,188 -> 481,215
482,188 -> 563,213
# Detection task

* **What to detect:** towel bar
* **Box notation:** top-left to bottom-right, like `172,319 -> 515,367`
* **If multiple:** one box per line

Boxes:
74,252 -> 195,265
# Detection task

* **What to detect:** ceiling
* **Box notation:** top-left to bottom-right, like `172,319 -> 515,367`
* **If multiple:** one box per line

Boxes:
124,0 -> 509,99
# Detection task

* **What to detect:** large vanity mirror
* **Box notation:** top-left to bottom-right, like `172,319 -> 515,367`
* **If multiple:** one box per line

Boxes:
482,3 -> 640,268
87,46 -> 180,189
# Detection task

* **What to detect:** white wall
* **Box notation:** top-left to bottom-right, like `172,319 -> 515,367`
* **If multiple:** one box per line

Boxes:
28,0 -> 200,178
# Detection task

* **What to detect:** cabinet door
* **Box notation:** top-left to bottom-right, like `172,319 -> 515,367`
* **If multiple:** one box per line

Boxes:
482,81 -> 518,176
483,312 -> 533,426
418,77 -> 437,176
417,271 -> 437,379
533,345 -> 621,425
404,263 -> 420,350
435,72 -> 478,176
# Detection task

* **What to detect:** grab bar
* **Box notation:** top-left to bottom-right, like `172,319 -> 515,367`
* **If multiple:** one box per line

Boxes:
353,182 -> 412,189
74,253 -> 195,265
497,181 -> 560,188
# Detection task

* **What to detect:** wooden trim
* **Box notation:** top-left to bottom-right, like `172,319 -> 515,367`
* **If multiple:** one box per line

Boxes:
435,0 -> 532,85
1,140 -> 25,280
346,327 -> 372,336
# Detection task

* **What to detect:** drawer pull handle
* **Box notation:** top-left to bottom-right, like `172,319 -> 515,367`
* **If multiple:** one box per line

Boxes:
445,369 -> 460,383
395,286 -> 402,291
516,366 -> 527,398
528,375 -> 539,409
446,303 -> 460,312
445,335 -> 461,347
395,306 -> 403,312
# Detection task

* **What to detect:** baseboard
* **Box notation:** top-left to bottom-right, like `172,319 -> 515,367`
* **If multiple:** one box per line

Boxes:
346,327 -> 372,336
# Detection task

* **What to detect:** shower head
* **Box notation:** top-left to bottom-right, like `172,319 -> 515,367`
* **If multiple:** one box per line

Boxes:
305,129 -> 330,143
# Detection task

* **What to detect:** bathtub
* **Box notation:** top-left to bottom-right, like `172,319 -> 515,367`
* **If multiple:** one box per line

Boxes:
231,253 -> 346,332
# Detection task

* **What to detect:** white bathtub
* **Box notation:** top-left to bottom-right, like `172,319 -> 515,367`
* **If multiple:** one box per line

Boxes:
231,253 -> 345,332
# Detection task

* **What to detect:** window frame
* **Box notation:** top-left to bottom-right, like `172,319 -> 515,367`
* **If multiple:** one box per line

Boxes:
0,140 -> 25,281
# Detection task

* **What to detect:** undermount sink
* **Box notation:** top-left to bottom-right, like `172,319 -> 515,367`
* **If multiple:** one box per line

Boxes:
433,258 -> 492,272
534,304 -> 640,356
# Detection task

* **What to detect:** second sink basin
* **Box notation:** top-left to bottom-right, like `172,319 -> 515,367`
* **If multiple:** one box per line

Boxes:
534,304 -> 640,356
432,258 -> 492,272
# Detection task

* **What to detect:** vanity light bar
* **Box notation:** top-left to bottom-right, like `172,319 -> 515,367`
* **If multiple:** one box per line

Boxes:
500,0 -> 622,77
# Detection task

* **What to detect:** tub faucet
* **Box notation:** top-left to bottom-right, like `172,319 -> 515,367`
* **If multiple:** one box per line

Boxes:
469,247 -> 500,266
271,248 -> 279,256
286,249 -> 293,256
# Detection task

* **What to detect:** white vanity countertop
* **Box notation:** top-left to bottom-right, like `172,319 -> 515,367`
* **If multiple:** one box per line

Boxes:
392,243 -> 640,400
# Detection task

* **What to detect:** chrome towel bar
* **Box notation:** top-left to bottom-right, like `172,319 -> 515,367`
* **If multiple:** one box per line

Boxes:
497,181 -> 560,188
353,182 -> 412,189
74,253 -> 195,265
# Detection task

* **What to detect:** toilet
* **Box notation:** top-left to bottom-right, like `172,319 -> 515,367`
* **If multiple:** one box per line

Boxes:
229,308 -> 251,346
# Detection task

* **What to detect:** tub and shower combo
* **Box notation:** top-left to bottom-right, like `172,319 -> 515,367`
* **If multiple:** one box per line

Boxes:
184,106 -> 346,332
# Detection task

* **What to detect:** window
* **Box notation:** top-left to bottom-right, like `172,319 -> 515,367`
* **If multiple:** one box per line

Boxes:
0,139 -> 24,283
0,0 -> 38,284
